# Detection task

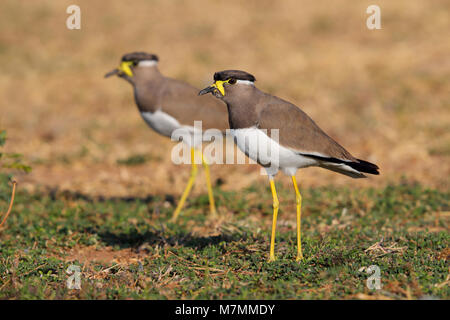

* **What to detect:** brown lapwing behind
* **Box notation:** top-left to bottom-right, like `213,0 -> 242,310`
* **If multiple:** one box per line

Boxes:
105,53 -> 229,221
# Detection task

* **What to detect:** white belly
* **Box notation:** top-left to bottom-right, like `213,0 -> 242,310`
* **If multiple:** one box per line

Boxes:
141,110 -> 210,147
231,127 -> 318,176
140,110 -> 182,137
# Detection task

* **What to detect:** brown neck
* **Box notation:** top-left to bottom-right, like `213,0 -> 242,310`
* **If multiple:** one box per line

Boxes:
131,66 -> 166,113
132,65 -> 162,83
222,84 -> 262,129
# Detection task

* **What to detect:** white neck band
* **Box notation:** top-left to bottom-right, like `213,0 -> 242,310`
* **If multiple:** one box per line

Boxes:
236,80 -> 254,85
138,60 -> 158,67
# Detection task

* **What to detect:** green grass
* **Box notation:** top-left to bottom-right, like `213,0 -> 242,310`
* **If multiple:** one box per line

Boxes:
116,153 -> 162,166
0,174 -> 448,299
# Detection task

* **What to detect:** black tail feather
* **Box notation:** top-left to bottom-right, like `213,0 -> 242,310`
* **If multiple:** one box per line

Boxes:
347,158 -> 379,175
300,153 -> 380,175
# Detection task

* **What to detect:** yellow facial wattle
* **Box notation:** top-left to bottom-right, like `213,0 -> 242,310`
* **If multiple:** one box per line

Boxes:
212,79 -> 230,96
119,61 -> 134,77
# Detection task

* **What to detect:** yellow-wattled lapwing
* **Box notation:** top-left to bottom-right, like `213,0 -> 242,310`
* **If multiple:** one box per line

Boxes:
199,70 -> 379,261
105,52 -> 229,221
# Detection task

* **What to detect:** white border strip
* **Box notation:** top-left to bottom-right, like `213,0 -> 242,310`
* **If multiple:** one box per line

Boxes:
236,80 -> 254,85
138,60 -> 158,67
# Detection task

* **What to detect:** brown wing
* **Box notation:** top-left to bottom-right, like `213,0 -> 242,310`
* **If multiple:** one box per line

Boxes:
160,78 -> 229,131
257,96 -> 356,161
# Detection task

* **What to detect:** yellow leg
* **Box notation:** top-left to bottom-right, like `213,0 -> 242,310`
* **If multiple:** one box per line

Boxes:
171,148 -> 198,222
291,175 -> 304,261
268,178 -> 279,262
199,151 -> 217,218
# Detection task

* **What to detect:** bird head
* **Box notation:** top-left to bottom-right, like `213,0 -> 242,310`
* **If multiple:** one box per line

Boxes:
104,52 -> 159,79
199,70 -> 256,98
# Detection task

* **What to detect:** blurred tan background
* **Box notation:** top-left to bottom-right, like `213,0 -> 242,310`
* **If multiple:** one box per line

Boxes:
0,0 -> 449,197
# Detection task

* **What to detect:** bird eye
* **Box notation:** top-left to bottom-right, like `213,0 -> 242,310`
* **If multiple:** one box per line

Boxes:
132,61 -> 138,66
228,78 -> 236,84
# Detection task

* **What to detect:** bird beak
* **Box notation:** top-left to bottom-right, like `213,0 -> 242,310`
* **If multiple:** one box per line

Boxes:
104,61 -> 134,78
198,85 -> 217,96
199,80 -> 228,96
104,68 -> 120,78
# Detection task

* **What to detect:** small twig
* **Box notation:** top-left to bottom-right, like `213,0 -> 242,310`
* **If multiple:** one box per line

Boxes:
365,237 -> 385,253
21,264 -> 46,277
167,251 -> 225,273
0,180 -> 17,228
0,278 -> 11,291
365,237 -> 407,257
434,272 -> 450,288
101,263 -> 121,273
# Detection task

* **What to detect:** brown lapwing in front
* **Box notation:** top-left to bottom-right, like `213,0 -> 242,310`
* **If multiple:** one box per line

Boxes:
105,53 -> 229,222
199,70 -> 379,262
